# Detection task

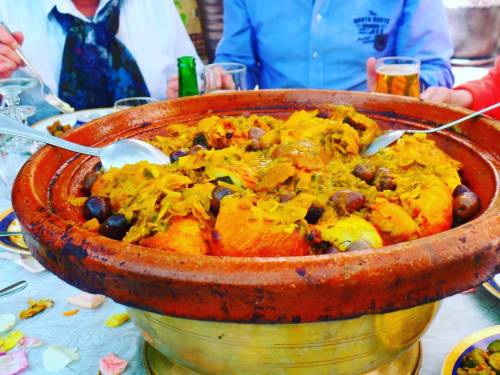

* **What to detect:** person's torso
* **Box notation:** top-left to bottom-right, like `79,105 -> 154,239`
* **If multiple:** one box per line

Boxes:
0,0 -> 183,100
245,0 -> 406,90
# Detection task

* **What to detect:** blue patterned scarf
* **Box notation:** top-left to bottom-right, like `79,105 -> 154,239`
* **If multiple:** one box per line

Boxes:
52,0 -> 150,109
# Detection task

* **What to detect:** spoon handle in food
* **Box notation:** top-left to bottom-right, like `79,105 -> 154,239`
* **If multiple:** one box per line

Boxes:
0,113 -> 102,157
415,102 -> 500,134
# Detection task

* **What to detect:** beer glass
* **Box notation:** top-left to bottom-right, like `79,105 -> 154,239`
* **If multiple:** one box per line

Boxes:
375,57 -> 420,98
203,63 -> 247,94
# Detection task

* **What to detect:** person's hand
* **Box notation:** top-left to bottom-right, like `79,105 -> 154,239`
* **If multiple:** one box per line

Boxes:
167,75 -> 179,98
0,26 -> 24,79
420,87 -> 473,108
204,65 -> 236,93
366,57 -> 377,92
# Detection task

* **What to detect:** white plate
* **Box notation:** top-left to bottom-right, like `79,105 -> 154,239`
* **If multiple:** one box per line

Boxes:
483,274 -> 500,300
31,107 -> 116,133
441,325 -> 500,375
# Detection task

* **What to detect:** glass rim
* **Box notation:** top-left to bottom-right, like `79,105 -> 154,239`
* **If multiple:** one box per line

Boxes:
376,56 -> 421,66
204,62 -> 247,73
114,97 -> 159,105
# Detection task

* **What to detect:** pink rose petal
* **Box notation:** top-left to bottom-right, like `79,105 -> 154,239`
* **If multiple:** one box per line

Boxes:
0,349 -> 29,375
18,337 -> 43,349
99,353 -> 128,375
66,292 -> 105,309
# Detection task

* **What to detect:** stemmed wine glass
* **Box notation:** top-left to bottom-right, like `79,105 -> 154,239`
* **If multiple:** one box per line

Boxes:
0,77 -> 37,115
0,77 -> 38,154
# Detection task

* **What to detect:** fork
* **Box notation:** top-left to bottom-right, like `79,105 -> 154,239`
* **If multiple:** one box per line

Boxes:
0,280 -> 27,298
0,22 -> 74,114
0,231 -> 23,237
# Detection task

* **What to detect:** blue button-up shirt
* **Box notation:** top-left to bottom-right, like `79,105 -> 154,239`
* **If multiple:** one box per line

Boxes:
215,0 -> 454,91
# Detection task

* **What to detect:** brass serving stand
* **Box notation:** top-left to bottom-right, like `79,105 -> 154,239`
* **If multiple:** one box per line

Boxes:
131,301 -> 436,375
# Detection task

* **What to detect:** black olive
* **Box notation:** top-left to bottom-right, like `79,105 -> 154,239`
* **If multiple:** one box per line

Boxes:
170,150 -> 188,163
210,176 -> 234,185
376,176 -> 396,191
373,168 -> 396,191
321,244 -> 339,254
277,193 -> 294,203
343,116 -> 365,131
346,240 -> 372,251
193,132 -> 209,148
93,162 -> 103,172
305,205 -> 324,224
99,214 -> 131,240
82,172 -> 98,195
353,164 -> 375,184
316,111 -> 330,119
245,141 -> 263,152
311,240 -> 337,254
453,184 -> 470,198
306,229 -> 337,254
225,132 -> 233,139
330,190 -> 366,214
453,191 -> 480,222
210,186 -> 234,215
83,196 -> 112,223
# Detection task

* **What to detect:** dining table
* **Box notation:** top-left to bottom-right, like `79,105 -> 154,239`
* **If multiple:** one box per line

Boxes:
0,63 -> 499,374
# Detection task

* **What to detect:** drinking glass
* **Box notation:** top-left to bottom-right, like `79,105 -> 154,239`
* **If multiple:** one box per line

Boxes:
203,63 -> 247,94
0,77 -> 38,152
375,57 -> 420,98
0,105 -> 38,154
113,97 -> 158,110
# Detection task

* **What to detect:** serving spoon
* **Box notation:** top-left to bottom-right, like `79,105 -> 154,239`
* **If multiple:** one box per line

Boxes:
361,102 -> 500,157
0,113 -> 170,170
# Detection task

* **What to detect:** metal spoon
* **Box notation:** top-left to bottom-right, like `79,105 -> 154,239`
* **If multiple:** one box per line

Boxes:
0,113 -> 170,170
0,280 -> 27,298
361,102 -> 500,157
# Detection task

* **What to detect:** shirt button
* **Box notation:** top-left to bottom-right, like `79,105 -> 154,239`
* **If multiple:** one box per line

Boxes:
312,52 -> 319,59
316,14 -> 322,22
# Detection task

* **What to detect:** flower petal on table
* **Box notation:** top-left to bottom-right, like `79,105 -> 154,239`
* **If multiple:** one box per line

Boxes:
66,293 -> 105,309
0,252 -> 21,262
0,349 -> 29,375
18,337 -> 43,349
0,314 -> 16,333
13,256 -> 45,273
98,353 -> 128,375
42,345 -> 79,372
0,331 -> 24,352
105,313 -> 130,328
63,309 -> 79,317
19,299 -> 54,319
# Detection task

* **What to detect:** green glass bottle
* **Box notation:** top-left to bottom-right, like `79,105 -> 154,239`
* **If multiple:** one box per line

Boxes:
177,56 -> 199,97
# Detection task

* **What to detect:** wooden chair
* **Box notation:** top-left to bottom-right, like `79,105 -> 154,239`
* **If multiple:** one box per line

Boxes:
196,0 -> 224,62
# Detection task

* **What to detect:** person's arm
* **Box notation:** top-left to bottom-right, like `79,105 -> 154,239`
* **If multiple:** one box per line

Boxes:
395,0 -> 454,89
455,58 -> 500,113
214,0 -> 258,89
421,58 -> 500,119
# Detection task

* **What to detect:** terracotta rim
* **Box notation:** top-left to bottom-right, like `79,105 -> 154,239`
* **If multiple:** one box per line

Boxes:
13,90 -> 500,323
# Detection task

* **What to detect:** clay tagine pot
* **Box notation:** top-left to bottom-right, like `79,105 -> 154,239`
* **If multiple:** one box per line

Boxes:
12,90 -> 500,374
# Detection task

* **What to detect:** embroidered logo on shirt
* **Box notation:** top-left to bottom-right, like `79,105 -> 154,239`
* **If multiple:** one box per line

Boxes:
353,10 -> 389,50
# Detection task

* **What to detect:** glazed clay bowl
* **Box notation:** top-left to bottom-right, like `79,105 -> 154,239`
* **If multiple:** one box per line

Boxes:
12,90 -> 500,374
